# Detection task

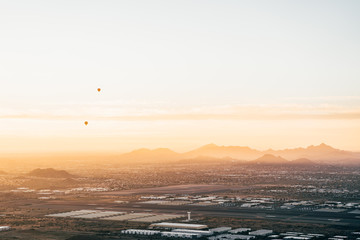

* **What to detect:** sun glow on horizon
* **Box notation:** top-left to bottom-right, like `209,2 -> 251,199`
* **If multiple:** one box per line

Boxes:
1,1 -> 360,154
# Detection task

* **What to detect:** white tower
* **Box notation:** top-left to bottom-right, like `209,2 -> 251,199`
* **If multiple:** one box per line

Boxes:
187,211 -> 191,221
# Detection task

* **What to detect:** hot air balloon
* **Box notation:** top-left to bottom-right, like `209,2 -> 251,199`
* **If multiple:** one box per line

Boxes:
97,88 -> 101,92
84,121 -> 88,126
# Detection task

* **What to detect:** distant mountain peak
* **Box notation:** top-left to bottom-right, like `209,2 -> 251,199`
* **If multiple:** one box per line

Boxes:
153,148 -> 177,153
27,168 -> 74,178
307,143 -> 336,151
252,154 -> 288,164
199,143 -> 219,149
116,143 -> 358,165
119,147 -> 180,163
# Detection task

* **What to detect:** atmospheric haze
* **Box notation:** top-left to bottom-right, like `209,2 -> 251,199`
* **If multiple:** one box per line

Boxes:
1,1 -> 360,155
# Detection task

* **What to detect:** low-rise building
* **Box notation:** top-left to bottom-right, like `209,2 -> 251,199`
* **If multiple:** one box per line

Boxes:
121,229 -> 160,235
161,231 -> 201,238
209,234 -> 255,240
172,229 -> 213,236
249,229 -> 273,236
230,228 -> 252,234
210,227 -> 232,233
0,226 -> 11,232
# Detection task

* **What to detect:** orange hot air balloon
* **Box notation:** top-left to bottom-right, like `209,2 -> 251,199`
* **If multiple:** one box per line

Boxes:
84,121 -> 88,126
97,88 -> 101,92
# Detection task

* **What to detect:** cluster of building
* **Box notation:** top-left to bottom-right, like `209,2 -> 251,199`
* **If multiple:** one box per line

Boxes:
264,183 -> 360,198
121,223 -> 360,240
139,195 -> 277,208
122,223 -> 238,239
67,187 -> 108,192
122,223 -> 277,239
138,194 -> 360,213
279,200 -> 360,212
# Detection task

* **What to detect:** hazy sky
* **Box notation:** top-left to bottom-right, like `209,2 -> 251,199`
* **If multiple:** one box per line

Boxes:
1,0 -> 360,153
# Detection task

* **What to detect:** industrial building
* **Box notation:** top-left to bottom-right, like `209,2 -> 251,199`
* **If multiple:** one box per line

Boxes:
209,234 -> 256,240
210,227 -> 232,233
121,229 -> 160,235
172,229 -> 213,236
230,228 -> 252,234
121,228 -> 214,238
249,229 -> 274,236
161,231 -> 202,238
119,226 -> 334,240
0,226 -> 11,232
283,236 -> 312,240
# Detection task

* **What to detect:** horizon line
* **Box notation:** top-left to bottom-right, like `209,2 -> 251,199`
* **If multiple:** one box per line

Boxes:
0,142 -> 359,157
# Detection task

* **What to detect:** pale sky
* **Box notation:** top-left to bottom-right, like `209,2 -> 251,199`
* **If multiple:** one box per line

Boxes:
0,0 -> 360,153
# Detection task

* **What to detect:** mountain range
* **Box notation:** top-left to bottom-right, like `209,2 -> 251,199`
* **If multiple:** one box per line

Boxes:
117,143 -> 360,165
27,168 -> 75,178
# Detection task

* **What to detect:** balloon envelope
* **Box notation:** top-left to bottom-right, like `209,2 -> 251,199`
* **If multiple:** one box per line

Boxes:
84,121 -> 88,126
97,88 -> 101,92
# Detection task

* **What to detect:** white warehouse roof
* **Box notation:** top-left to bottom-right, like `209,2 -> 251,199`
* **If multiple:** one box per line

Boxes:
210,227 -> 232,233
249,229 -> 273,236
172,229 -> 213,235
161,231 -> 201,238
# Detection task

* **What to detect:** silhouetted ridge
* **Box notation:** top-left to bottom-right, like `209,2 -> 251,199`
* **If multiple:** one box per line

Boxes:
114,143 -> 360,165
251,154 -> 288,164
185,144 -> 260,159
27,168 -> 74,178
306,143 -> 336,151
